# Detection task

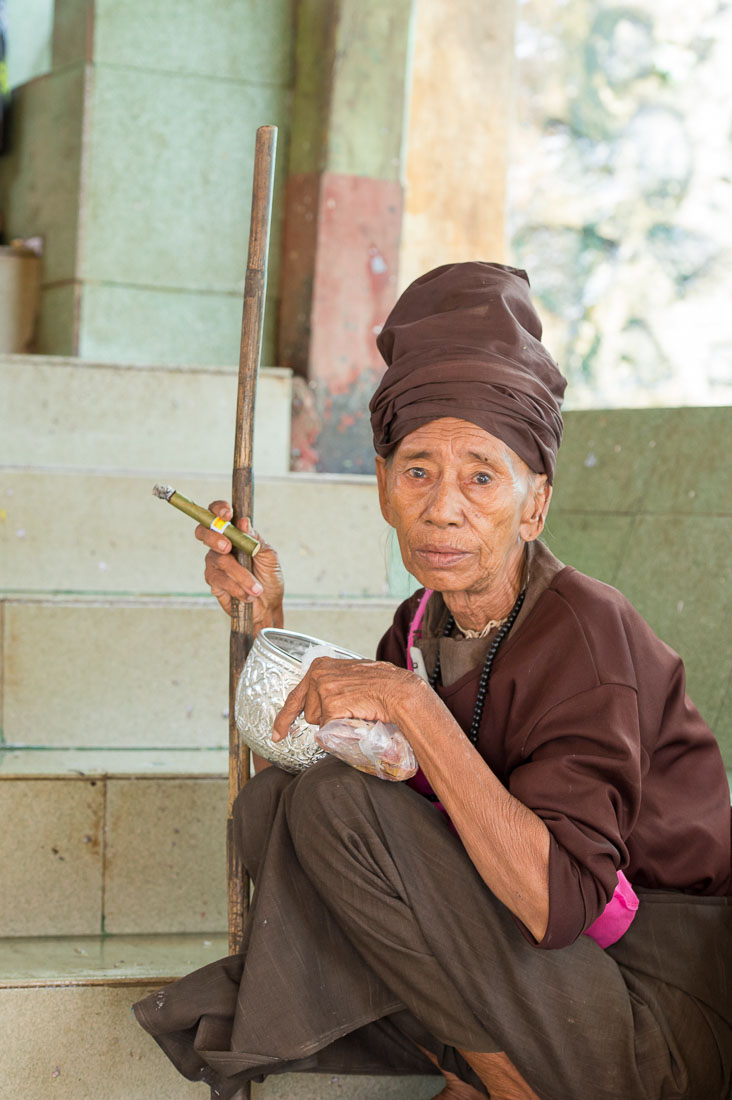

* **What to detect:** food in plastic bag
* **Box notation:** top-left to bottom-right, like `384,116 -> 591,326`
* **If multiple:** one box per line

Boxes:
315,718 -> 417,781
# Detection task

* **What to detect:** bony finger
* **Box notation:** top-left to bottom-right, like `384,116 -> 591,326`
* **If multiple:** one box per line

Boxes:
219,557 -> 262,598
210,586 -> 232,611
272,680 -> 308,741
198,527 -> 232,554
302,685 -> 325,727
208,561 -> 250,601
208,500 -> 233,520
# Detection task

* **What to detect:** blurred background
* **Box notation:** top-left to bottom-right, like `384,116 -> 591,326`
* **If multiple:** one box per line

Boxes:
3,0 -> 730,473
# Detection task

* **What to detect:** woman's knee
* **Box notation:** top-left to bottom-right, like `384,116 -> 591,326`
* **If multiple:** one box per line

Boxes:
286,756 -> 405,883
287,756 -> 371,836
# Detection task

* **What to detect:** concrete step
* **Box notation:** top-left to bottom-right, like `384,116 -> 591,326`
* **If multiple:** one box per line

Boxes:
1,595 -> 401,748
0,934 -> 439,1100
0,750 -> 228,937
0,933 -> 225,1100
0,468 -> 415,599
0,354 -> 292,476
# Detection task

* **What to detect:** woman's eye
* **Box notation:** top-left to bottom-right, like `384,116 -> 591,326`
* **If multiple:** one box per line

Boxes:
407,467 -> 427,479
473,472 -> 492,485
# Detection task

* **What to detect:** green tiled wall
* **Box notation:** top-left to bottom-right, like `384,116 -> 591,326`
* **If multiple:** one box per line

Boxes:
1,0 -> 296,367
546,407 -> 732,763
81,67 -> 289,292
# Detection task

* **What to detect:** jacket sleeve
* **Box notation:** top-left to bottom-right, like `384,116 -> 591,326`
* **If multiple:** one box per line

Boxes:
508,682 -> 642,949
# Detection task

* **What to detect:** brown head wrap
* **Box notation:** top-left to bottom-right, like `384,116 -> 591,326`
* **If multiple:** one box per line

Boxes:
369,261 -> 567,482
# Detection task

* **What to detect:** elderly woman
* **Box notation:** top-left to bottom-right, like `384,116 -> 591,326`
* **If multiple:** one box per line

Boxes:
135,263 -> 731,1100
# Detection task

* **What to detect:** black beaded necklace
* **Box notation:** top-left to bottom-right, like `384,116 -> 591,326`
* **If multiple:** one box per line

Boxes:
428,587 -> 526,745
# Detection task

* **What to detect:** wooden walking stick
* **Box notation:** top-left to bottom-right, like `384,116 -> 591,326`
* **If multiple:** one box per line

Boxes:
228,125 -> 277,960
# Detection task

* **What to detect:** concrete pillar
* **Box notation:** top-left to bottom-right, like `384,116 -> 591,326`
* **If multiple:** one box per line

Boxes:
0,0 -> 295,367
283,0 -> 516,474
280,0 -> 414,473
400,0 -> 517,291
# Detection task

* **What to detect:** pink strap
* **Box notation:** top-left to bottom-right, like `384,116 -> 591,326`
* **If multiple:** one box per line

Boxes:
406,589 -> 434,671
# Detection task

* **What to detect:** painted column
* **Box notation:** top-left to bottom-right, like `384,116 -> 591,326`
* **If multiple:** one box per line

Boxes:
400,0 -> 517,291
280,0 -> 414,474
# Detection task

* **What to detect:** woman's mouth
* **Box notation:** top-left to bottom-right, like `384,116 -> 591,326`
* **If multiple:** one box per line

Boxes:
414,546 -> 471,568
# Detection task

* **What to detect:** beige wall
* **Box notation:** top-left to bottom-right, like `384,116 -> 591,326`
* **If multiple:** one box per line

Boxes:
400,0 -> 517,290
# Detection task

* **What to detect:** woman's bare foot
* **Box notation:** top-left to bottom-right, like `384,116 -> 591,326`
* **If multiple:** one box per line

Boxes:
433,1066 -> 486,1100
460,1049 -> 540,1100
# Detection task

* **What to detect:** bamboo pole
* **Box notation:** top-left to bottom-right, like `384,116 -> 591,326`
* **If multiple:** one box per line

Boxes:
228,125 -> 278,962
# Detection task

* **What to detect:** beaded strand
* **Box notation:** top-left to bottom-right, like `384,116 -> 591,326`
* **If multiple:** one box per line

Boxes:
428,588 -> 526,744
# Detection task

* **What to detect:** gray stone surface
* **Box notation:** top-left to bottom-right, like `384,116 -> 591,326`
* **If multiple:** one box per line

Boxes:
1,356 -> 292,476
252,1073 -> 442,1100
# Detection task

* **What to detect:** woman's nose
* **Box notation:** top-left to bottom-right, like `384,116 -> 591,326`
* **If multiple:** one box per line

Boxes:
424,478 -> 463,525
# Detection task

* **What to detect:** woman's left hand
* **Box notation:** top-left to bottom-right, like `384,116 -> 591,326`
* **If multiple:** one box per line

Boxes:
272,658 -> 424,742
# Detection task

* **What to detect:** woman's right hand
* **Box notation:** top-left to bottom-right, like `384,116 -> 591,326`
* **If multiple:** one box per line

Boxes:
195,501 -> 284,633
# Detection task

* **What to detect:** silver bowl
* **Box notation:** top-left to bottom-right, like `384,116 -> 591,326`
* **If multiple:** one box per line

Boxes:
235,628 -> 365,773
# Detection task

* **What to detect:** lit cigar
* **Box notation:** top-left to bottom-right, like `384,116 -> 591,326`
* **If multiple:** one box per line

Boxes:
152,484 -> 260,556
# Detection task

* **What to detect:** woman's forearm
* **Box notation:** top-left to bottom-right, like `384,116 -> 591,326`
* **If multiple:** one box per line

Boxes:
397,684 -> 550,942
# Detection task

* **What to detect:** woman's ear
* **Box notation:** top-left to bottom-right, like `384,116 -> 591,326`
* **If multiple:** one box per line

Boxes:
519,476 -> 552,542
374,455 -> 395,527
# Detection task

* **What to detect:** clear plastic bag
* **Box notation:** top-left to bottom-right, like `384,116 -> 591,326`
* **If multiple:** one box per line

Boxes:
315,718 -> 418,782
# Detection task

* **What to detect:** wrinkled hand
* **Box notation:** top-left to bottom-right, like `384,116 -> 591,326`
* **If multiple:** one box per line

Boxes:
195,500 -> 284,632
272,657 -> 424,742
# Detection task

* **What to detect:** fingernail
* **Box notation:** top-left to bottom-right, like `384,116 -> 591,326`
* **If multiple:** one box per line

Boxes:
271,730 -> 281,742
218,540 -> 228,550
252,582 -> 263,595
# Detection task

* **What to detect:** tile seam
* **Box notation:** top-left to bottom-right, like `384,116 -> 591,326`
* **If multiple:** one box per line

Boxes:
0,465 -> 379,485
76,279 -> 245,298
0,974 -> 186,989
94,59 -> 294,91
550,508 -> 732,520
0,356 -> 291,377
100,778 -> 108,935
608,513 -> 641,588
0,773 -> 227,781
0,603 -> 398,614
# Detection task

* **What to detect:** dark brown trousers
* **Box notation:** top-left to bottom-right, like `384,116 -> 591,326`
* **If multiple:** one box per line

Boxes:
134,758 -> 732,1100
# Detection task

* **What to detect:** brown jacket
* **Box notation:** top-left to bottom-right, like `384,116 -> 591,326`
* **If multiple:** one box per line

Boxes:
377,558 -> 732,950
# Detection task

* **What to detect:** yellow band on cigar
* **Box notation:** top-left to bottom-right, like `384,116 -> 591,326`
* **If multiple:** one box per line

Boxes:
210,516 -> 232,535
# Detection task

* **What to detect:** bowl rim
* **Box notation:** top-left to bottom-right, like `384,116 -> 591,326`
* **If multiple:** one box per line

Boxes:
258,627 -> 365,667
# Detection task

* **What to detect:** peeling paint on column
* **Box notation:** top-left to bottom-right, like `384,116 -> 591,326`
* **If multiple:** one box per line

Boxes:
278,0 -> 414,473
284,172 -> 402,473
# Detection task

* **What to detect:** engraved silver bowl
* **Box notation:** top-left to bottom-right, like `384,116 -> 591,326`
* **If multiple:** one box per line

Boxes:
235,628 -> 364,773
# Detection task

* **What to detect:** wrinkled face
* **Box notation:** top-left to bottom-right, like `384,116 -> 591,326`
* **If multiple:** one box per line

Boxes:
375,418 -> 550,597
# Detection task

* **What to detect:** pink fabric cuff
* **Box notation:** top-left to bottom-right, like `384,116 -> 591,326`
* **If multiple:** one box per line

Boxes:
583,870 -> 639,948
